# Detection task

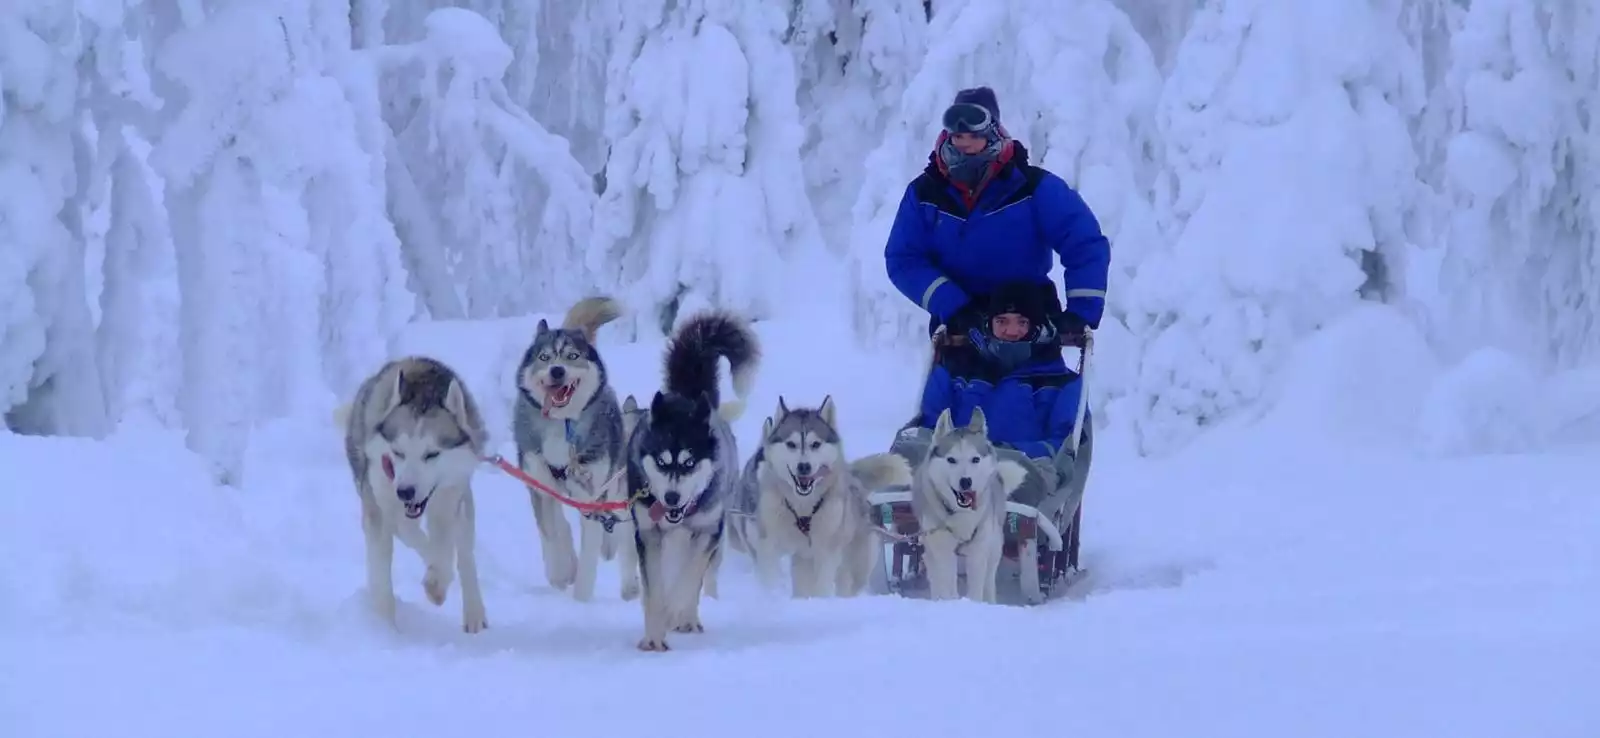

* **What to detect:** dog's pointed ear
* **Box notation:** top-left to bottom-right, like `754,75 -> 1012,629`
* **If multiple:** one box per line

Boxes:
777,395 -> 789,417
535,318 -> 550,336
694,391 -> 714,420
623,394 -> 638,414
967,406 -> 987,436
378,366 -> 407,416
762,414 -> 774,439
819,395 -> 836,426
444,377 -> 469,422
649,390 -> 668,416
933,408 -> 954,440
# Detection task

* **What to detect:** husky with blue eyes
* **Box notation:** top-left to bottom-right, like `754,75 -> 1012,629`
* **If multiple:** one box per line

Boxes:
511,296 -> 636,603
624,310 -> 760,652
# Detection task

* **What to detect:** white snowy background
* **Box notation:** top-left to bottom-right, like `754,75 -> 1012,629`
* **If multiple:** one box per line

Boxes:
2,0 -> 1597,735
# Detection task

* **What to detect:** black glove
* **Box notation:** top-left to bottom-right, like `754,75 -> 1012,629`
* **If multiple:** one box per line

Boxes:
944,300 -> 988,335
1049,311 -> 1089,345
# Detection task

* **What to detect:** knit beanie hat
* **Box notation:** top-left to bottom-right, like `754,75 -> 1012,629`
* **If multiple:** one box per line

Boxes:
986,282 -> 1049,324
953,87 -> 1000,122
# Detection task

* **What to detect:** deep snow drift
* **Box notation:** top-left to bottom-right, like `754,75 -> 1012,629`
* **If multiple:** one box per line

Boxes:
2,310 -> 1595,737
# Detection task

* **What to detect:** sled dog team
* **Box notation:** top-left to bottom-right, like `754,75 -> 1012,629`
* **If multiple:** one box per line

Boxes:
337,296 -> 1031,652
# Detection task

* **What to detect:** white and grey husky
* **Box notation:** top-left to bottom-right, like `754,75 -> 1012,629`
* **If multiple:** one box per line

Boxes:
911,407 -> 1030,603
731,396 -> 911,598
624,310 -> 759,651
511,296 -> 637,602
337,356 -> 490,632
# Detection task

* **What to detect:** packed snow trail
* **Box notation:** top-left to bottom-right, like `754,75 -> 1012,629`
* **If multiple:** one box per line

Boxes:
2,314 -> 1595,737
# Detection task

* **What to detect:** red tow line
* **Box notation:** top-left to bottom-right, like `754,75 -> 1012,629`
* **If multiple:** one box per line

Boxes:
481,454 -> 631,514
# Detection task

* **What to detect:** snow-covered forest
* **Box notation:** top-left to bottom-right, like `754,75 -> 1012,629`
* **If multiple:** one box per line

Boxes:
2,0 -> 1596,479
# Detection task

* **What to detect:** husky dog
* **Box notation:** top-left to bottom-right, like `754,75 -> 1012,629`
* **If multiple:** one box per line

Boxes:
337,357 -> 490,633
625,393 -> 727,600
626,310 -> 759,652
732,396 -> 911,598
911,407 -> 1030,603
512,296 -> 638,602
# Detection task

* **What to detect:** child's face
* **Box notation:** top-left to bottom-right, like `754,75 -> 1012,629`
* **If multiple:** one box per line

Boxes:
990,313 -> 1030,341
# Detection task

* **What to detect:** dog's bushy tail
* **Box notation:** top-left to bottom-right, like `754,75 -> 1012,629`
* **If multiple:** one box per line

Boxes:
850,452 -> 913,490
562,296 -> 623,340
664,310 -> 760,421
996,459 -> 1031,500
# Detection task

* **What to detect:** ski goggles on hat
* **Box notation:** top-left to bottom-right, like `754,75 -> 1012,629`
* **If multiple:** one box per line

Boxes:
942,102 -> 994,135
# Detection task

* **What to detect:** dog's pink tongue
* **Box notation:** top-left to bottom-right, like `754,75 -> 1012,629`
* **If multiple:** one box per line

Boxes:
649,501 -> 665,522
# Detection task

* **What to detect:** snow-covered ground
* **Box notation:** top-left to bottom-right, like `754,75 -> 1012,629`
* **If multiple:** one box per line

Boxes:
3,311 -> 1595,737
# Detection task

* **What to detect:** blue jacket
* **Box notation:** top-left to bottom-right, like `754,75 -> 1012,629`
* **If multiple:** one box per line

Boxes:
918,358 -> 1089,460
883,141 -> 1111,328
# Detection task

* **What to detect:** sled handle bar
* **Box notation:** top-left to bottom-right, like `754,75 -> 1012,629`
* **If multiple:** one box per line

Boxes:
865,490 -> 1065,552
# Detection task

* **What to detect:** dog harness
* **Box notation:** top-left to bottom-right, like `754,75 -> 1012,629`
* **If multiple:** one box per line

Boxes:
922,487 -> 988,556
545,420 -> 582,481
629,477 -> 712,527
540,419 -> 629,532
784,496 -> 822,537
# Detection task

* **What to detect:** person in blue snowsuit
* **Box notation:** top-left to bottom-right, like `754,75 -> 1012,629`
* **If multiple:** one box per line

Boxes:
884,86 -> 1111,521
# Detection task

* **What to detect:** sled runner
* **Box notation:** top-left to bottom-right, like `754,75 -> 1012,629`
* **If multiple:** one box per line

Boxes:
867,328 -> 1094,605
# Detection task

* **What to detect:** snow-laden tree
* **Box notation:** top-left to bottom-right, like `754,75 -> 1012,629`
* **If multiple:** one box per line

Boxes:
1429,0 -> 1599,370
98,131 -> 184,433
789,0 -> 930,258
151,0 -> 415,482
362,0 -> 612,177
77,1 -> 184,434
591,0 -> 823,338
846,0 -> 1161,368
364,6 -> 599,320
1125,0 -> 1429,455
0,5 -> 73,430
0,0 -> 130,437
1109,0 -> 1200,71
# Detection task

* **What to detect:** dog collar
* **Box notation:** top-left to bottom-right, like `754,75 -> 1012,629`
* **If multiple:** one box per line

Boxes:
632,480 -> 699,523
647,498 -> 698,522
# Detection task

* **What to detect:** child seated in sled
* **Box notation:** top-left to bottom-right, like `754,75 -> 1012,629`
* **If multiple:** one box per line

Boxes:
890,282 -> 1092,521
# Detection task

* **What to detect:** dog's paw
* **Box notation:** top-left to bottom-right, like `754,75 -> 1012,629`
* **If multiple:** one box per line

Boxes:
423,567 -> 451,606
621,579 -> 641,601
671,616 -> 705,634
544,553 -> 577,590
637,637 -> 671,652
462,608 -> 489,634
371,590 -> 398,627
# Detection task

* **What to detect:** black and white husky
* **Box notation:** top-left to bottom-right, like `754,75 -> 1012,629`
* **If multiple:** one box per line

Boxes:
625,310 -> 759,652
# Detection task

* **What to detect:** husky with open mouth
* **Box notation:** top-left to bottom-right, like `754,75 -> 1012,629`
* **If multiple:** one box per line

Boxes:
910,407 -> 1030,603
512,296 -> 638,602
625,310 -> 759,652
730,395 -> 912,598
336,356 -> 490,633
